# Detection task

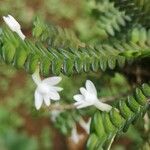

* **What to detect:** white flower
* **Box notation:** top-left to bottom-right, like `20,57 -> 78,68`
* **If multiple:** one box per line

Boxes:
3,15 -> 25,40
79,118 -> 91,134
73,80 -> 112,112
70,126 -> 84,144
32,68 -> 63,110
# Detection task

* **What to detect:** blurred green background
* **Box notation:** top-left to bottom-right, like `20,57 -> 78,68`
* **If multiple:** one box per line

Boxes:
0,0 -> 149,150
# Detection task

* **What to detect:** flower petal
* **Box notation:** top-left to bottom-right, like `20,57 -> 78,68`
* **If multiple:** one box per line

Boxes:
71,127 -> 83,144
48,90 -> 60,100
43,95 -> 51,106
73,94 -> 84,102
80,87 -> 87,96
42,76 -> 62,85
34,90 -> 43,110
3,15 -> 20,31
8,15 -> 21,28
3,15 -> 25,40
74,100 -> 84,105
79,118 -> 91,134
52,86 -> 63,92
32,67 -> 41,85
86,80 -> 97,95
76,102 -> 92,109
3,16 -> 9,26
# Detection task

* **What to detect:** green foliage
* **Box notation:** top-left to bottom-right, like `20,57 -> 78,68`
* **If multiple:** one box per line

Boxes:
88,0 -> 131,37
0,129 -> 38,150
0,0 -> 150,149
87,83 -> 150,149
110,0 -> 150,27
0,26 -> 129,76
1,17 -> 150,78
32,17 -> 81,49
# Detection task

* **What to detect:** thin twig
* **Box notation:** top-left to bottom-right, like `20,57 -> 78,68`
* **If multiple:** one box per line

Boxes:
48,103 -> 76,111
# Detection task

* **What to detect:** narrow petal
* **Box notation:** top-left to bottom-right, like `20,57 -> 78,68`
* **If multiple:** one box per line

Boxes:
48,90 -> 60,100
34,90 -> 43,110
43,76 -> 62,85
79,118 -> 91,134
8,15 -> 20,28
86,80 -> 97,95
32,67 -> 41,85
52,86 -> 63,92
3,16 -> 14,31
43,95 -> 51,106
73,94 -> 84,102
3,16 -> 8,24
3,15 -> 20,32
3,15 -> 25,40
71,126 -> 83,144
80,87 -> 87,96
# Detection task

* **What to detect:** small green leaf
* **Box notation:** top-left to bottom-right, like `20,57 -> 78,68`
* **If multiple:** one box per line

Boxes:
135,88 -> 147,106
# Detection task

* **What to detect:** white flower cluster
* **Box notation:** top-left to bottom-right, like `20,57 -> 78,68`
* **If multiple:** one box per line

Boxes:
32,71 -> 112,111
3,15 -> 112,112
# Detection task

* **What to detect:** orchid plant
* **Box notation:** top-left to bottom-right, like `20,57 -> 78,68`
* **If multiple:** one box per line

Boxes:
2,15 -> 114,145
3,15 -> 111,112
1,1 -> 150,148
